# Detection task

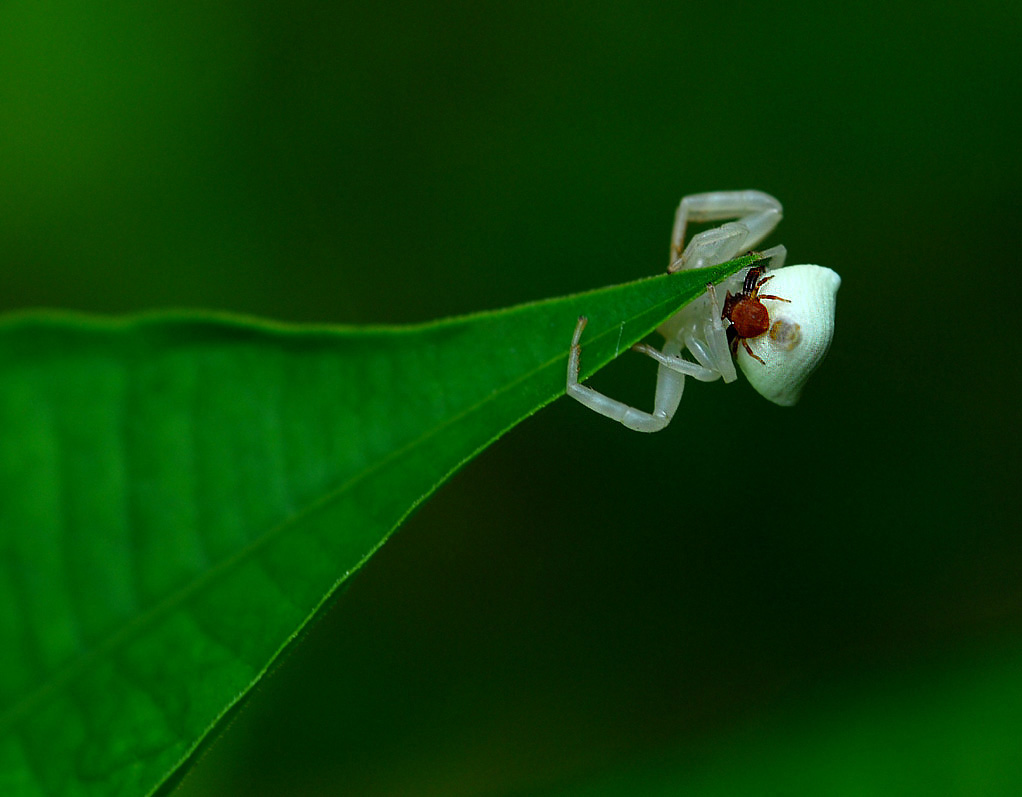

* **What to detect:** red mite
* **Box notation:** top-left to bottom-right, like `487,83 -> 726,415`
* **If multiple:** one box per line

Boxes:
721,265 -> 790,364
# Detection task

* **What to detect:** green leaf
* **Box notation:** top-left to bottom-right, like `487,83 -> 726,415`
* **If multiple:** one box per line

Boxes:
0,255 -> 754,796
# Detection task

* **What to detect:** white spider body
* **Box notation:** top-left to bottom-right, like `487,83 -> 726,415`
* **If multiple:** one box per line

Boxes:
566,190 -> 840,432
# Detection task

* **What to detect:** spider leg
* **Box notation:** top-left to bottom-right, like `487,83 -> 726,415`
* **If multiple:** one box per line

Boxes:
745,266 -> 766,293
632,342 -> 720,382
757,244 -> 788,270
758,294 -> 791,303
741,338 -> 765,364
566,317 -> 685,433
668,191 -> 783,272
697,281 -> 737,382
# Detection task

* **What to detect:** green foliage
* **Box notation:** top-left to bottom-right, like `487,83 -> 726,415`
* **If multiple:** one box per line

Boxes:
0,256 -> 753,796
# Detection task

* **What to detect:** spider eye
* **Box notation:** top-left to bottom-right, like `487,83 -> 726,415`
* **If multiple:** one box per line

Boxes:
735,265 -> 840,406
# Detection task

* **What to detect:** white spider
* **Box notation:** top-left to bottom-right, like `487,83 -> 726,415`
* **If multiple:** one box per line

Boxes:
566,190 -> 841,432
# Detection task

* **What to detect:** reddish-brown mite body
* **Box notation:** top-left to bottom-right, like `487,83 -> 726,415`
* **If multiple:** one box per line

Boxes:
721,265 -> 790,364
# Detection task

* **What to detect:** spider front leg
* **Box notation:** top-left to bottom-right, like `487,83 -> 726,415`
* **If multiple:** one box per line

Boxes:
566,316 -> 686,433
652,281 -> 738,383
668,190 -> 783,272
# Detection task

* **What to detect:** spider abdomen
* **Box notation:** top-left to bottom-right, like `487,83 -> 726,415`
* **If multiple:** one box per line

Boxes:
736,264 -> 841,407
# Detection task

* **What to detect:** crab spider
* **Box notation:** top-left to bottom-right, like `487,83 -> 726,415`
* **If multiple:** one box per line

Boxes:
566,190 -> 841,432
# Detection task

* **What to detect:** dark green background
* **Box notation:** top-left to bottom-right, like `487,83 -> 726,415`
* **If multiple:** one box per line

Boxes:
2,2 -> 1019,794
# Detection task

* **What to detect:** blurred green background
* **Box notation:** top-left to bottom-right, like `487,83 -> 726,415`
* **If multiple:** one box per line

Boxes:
2,1 -> 1019,794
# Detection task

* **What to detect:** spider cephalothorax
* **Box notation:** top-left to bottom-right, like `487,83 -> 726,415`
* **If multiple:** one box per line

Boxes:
721,265 -> 790,364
